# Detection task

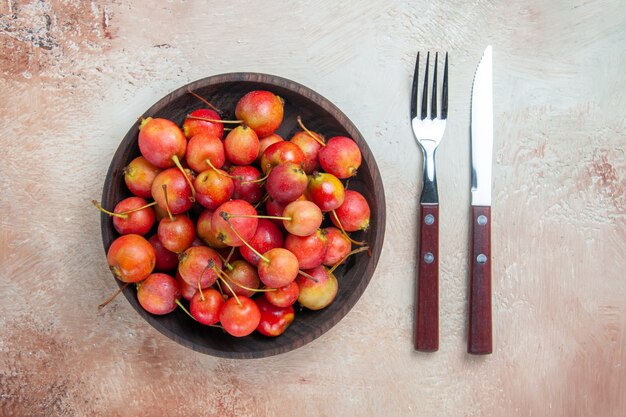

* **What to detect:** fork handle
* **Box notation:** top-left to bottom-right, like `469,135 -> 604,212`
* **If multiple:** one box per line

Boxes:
414,203 -> 439,352
468,205 -> 492,354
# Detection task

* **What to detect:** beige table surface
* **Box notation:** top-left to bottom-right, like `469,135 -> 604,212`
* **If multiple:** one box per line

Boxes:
1,1 -> 625,416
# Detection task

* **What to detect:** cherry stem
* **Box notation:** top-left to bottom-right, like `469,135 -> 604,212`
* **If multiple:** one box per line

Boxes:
175,299 -> 197,321
221,212 -> 270,263
217,253 -> 234,271
175,305 -> 224,328
197,279 -> 205,301
92,200 -> 129,219
297,116 -> 326,147
216,266 -> 275,293
229,213 -> 291,221
298,269 -> 319,283
119,201 -> 158,215
240,172 -> 269,185
331,209 -> 367,246
98,282 -> 130,309
328,246 -> 371,275
186,115 -> 243,124
253,193 -> 269,210
171,154 -> 196,202
214,268 -> 242,306
186,88 -> 221,113
205,158 -> 242,180
93,200 -> 158,219
223,246 -> 235,268
215,278 -> 224,295
161,184 -> 174,222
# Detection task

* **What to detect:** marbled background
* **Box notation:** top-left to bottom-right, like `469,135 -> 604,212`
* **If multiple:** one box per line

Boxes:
0,1 -> 624,416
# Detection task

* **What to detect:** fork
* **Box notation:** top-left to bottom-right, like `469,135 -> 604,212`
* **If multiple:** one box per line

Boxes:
411,51 -> 448,352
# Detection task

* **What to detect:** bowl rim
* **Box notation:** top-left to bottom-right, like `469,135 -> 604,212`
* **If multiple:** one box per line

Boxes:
101,72 -> 386,358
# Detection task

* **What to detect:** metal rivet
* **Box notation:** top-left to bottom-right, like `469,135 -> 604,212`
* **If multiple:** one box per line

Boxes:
477,254 -> 487,264
424,252 -> 435,264
477,215 -> 488,226
424,214 -> 435,225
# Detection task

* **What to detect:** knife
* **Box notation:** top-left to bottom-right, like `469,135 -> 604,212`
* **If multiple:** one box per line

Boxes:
468,46 -> 493,355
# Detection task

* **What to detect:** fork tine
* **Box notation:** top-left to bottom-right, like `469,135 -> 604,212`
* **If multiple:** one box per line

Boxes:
431,52 -> 438,120
441,52 -> 448,120
421,52 -> 430,120
410,52 -> 420,120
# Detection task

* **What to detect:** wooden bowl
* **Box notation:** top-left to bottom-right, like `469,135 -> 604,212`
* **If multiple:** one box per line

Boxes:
100,73 -> 386,358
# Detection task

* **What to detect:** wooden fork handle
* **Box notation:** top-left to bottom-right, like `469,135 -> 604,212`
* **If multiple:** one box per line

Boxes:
468,205 -> 492,354
414,204 -> 439,351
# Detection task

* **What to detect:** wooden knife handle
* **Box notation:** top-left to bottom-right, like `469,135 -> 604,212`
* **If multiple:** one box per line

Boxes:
414,204 -> 439,352
468,205 -> 492,354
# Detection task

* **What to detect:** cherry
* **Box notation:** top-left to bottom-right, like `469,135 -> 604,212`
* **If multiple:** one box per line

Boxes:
138,117 -> 187,168
175,270 -> 197,301
331,189 -> 370,232
158,214 -> 195,253
211,200 -> 258,247
259,141 -> 306,174
156,182 -> 195,253
190,287 -> 224,325
257,133 -> 284,163
194,168 -> 234,210
124,156 -> 162,198
255,296 -> 295,337
264,281 -> 299,308
220,259 -> 261,298
284,229 -> 328,269
185,133 -> 225,173
322,227 -> 351,266
265,162 -> 307,203
229,165 -> 264,204
151,168 -> 193,215
219,296 -> 261,337
148,234 -> 179,271
196,209 -> 227,249
265,196 -> 291,224
183,108 -> 224,139
305,171 -> 345,212
224,124 -> 260,166
137,273 -> 181,315
239,218 -> 284,266
296,266 -> 338,310
139,117 -> 196,199
93,197 -> 155,236
178,245 -> 222,289
290,132 -> 323,174
281,200 -> 323,236
107,234 -> 156,283
318,136 -> 362,179
257,247 -> 300,288
290,117 -> 325,174
235,90 -> 284,137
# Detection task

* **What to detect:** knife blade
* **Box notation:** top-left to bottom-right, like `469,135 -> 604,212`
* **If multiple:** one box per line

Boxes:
468,45 -> 493,355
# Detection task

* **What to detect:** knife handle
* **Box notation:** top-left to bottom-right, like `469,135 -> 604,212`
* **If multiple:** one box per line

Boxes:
468,205 -> 492,354
414,204 -> 439,352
